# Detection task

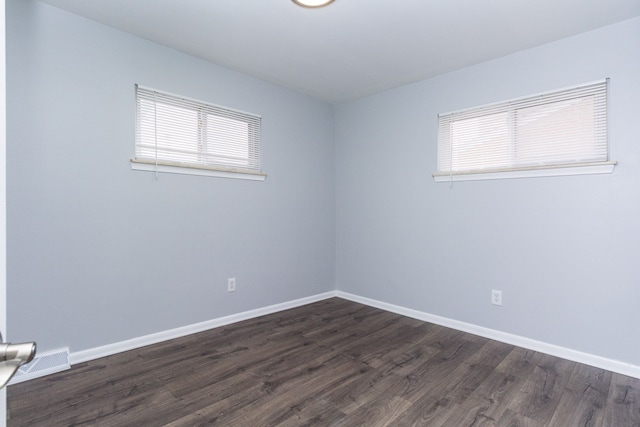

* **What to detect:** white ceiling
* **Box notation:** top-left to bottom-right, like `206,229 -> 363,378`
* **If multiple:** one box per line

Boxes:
38,0 -> 640,104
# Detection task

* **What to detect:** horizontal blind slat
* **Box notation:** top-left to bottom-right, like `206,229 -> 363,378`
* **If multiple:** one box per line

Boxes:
135,85 -> 261,172
437,80 -> 608,174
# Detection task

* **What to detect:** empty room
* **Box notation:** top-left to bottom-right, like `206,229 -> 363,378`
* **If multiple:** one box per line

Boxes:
2,0 -> 640,425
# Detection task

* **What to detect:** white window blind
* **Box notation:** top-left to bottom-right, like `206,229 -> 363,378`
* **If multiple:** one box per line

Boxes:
434,80 -> 616,182
132,85 -> 264,180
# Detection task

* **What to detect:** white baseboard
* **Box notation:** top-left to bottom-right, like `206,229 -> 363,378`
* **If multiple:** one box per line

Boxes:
70,291 -> 337,365
68,289 -> 640,380
336,291 -> 640,379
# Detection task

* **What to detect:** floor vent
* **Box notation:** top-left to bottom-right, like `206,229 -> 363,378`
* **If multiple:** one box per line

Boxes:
8,347 -> 70,385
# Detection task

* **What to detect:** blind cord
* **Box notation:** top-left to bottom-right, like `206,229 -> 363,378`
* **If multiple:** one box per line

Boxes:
153,91 -> 158,179
449,126 -> 453,189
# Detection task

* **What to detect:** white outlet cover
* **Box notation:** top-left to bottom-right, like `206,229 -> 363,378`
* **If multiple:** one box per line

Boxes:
491,290 -> 502,306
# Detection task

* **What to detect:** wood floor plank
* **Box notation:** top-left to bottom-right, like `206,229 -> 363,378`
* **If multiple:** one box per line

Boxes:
495,347 -> 544,378
546,364 -> 611,426
516,353 -> 576,425
341,395 -> 412,427
275,402 -> 347,427
393,337 -> 485,391
7,297 -> 640,426
548,388 -> 603,426
440,339 -> 515,404
495,409 -> 541,427
445,348 -> 542,425
386,392 -> 457,426
162,375 -> 270,426
603,373 -> 640,426
219,357 -> 364,426
442,374 -> 520,426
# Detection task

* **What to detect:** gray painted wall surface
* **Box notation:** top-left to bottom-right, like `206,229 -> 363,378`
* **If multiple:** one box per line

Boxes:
335,18 -> 640,366
7,0 -> 335,352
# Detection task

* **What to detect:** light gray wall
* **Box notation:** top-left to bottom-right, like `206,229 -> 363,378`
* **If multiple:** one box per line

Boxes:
335,18 -> 640,366
7,0 -> 335,352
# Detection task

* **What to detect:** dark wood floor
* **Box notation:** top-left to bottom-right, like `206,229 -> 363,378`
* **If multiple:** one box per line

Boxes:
7,298 -> 640,426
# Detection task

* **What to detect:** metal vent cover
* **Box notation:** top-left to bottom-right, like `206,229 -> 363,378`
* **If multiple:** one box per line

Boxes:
8,347 -> 70,385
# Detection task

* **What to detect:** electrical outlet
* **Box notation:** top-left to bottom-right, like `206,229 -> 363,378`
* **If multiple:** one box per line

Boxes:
228,278 -> 236,292
491,289 -> 502,306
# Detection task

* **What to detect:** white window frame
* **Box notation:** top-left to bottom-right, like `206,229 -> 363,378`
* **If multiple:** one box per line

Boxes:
131,85 -> 266,181
433,79 -> 616,182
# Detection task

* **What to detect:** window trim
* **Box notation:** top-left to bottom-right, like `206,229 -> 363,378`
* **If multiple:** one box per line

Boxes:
433,79 -> 616,182
130,158 -> 267,181
131,85 -> 266,181
432,160 -> 616,182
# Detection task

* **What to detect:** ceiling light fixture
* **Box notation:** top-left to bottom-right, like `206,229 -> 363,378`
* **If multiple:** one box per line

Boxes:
292,0 -> 335,8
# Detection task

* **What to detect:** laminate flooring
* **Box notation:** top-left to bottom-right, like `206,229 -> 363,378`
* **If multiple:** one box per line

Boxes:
7,298 -> 640,426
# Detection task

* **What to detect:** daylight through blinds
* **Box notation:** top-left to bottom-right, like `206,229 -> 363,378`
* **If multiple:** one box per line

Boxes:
135,85 -> 261,173
437,80 -> 608,176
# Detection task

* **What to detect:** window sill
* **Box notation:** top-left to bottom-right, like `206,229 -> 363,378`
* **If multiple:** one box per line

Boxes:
432,161 -> 617,183
130,159 -> 267,181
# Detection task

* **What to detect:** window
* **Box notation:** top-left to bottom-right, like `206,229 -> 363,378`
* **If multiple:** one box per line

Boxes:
131,85 -> 265,181
434,80 -> 616,182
